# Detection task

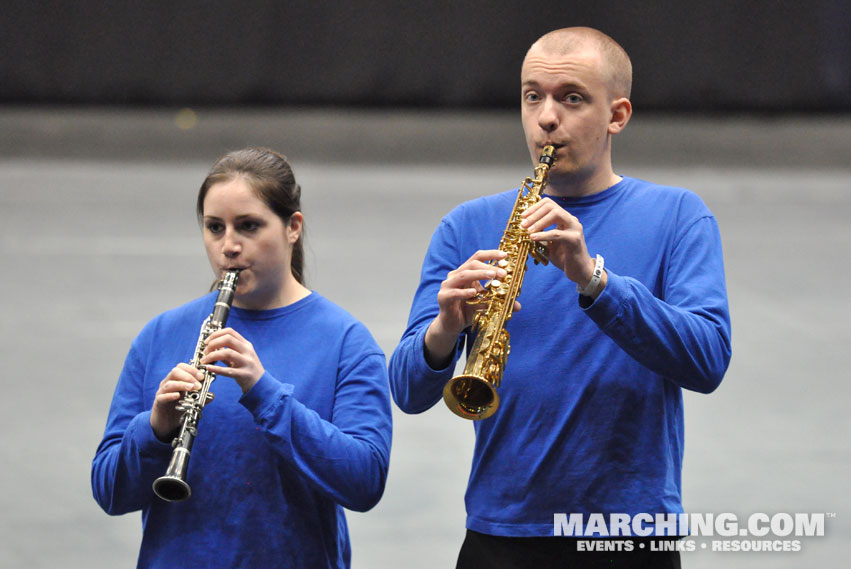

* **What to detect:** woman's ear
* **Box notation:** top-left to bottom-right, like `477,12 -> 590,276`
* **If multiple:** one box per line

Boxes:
286,212 -> 304,244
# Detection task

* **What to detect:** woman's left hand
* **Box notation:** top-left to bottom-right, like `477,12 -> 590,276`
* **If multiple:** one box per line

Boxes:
201,327 -> 265,394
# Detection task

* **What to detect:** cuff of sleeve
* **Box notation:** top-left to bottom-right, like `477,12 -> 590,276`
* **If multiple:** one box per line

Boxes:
126,411 -> 174,458
415,324 -> 462,375
579,268 -> 628,327
240,371 -> 293,418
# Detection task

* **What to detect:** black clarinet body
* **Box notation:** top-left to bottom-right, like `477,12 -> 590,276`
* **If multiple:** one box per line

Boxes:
152,270 -> 240,502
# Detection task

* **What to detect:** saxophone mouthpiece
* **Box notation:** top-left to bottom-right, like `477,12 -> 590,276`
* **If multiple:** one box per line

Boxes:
539,145 -> 556,166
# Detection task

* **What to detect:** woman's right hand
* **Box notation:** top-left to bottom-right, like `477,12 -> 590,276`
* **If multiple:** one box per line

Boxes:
150,363 -> 204,442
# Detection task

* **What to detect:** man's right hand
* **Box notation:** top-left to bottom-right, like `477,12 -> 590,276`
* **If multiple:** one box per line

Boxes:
423,249 -> 520,369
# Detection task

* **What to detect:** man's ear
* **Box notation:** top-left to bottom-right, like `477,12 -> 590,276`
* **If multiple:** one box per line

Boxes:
608,97 -> 632,135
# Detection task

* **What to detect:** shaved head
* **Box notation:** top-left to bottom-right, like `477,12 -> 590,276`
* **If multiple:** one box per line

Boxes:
526,27 -> 632,99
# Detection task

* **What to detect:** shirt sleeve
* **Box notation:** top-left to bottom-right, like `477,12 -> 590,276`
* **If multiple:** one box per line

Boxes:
91,338 -> 175,515
388,218 -> 467,414
239,332 -> 392,513
582,214 -> 732,393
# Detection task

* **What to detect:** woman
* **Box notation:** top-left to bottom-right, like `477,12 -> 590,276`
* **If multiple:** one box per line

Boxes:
92,147 -> 392,569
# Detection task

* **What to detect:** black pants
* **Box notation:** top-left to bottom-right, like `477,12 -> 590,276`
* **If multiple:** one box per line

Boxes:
456,530 -> 682,569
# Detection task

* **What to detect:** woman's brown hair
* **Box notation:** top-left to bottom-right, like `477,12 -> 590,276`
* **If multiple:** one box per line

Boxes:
197,147 -> 305,284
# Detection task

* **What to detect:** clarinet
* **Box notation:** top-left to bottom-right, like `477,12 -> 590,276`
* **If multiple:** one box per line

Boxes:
153,269 -> 240,502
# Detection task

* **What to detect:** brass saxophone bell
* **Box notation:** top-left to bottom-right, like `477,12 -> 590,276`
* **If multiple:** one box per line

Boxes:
443,374 -> 500,420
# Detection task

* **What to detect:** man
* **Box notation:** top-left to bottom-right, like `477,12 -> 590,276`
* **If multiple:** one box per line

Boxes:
389,27 -> 731,568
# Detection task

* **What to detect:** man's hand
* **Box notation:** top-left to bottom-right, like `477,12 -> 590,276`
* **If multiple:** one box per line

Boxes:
521,197 -> 606,297
424,249 -> 520,369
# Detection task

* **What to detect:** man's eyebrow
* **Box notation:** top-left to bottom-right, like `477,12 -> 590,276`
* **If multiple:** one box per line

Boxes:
522,79 -> 589,92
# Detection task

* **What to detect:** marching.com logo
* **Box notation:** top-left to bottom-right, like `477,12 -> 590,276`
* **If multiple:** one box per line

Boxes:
552,512 -> 832,552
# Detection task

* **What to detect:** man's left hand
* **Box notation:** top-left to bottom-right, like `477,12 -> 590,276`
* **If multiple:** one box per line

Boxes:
521,198 -> 604,296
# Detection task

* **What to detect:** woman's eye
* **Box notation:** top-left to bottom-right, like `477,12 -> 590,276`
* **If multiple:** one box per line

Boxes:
206,222 -> 224,234
240,220 -> 261,232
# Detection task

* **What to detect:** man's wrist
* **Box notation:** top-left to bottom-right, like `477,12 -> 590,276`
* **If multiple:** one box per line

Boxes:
577,254 -> 605,297
424,319 -> 458,370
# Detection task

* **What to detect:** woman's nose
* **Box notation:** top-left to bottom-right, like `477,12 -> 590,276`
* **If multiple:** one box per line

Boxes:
223,229 -> 242,256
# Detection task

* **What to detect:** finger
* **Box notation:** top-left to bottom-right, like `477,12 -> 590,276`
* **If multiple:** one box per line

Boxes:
207,330 -> 255,355
465,249 -> 507,264
204,327 -> 232,341
159,379 -> 201,395
529,228 -> 583,247
203,333 -> 236,352
155,391 -> 183,403
163,367 -> 202,387
438,287 -> 481,304
525,208 -> 570,234
175,363 -> 205,381
202,363 -> 248,381
206,327 -> 246,344
454,258 -> 499,271
201,348 -> 241,367
203,339 -> 248,362
450,260 -> 501,280
445,268 -> 506,288
520,197 -> 552,219
201,363 -> 229,376
520,198 -> 558,224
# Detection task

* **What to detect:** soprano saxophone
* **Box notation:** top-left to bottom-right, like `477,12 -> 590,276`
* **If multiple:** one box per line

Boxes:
153,269 -> 240,502
442,146 -> 555,420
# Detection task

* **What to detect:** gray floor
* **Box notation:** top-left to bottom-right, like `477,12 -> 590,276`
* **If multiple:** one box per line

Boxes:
1,108 -> 849,568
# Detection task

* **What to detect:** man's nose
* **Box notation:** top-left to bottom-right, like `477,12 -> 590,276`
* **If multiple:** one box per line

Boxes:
537,97 -> 559,132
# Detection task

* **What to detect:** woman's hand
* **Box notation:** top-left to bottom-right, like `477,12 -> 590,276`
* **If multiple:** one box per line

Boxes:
150,363 -> 204,441
200,327 -> 265,394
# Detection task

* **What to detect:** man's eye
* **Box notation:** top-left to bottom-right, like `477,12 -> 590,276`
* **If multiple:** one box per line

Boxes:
524,92 -> 540,102
565,94 -> 583,104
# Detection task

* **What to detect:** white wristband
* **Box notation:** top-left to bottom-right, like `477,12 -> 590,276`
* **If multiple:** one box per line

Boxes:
577,254 -> 605,296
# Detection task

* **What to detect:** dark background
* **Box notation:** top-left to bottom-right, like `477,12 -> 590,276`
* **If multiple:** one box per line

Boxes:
3,0 -> 850,111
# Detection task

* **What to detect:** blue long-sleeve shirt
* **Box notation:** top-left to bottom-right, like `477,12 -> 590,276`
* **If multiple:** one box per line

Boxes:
389,176 -> 731,536
92,292 -> 392,568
